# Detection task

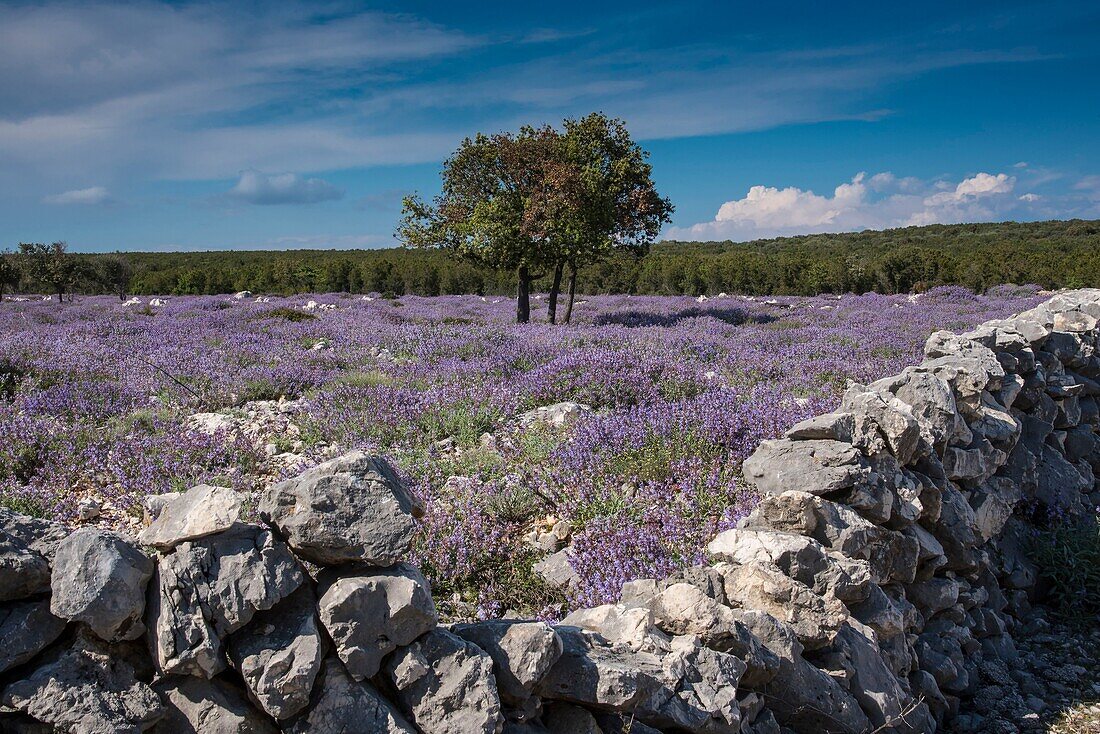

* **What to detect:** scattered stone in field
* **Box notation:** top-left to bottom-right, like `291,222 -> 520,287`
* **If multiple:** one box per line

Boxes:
318,562 -> 437,680
77,497 -> 102,521
138,484 -> 243,549
0,598 -> 67,673
517,401 -> 592,428
259,451 -> 422,566
50,527 -> 153,642
533,548 -> 580,590
1,636 -> 163,734
385,629 -> 504,734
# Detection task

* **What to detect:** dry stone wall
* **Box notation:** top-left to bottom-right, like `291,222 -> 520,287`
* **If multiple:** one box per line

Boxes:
2,290 -> 1099,733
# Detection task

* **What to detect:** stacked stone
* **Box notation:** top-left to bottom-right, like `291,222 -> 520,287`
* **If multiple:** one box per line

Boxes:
643,287 -> 1098,732
1,289 -> 1098,733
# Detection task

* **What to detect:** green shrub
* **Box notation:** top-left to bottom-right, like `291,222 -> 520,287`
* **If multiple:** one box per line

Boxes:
1029,519 -> 1100,619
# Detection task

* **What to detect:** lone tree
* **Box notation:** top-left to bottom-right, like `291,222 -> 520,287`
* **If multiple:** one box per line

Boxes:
398,126 -> 571,323
552,112 -> 673,323
0,250 -> 19,302
18,242 -> 85,304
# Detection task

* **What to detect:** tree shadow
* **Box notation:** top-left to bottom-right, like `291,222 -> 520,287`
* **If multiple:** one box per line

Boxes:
592,306 -> 775,328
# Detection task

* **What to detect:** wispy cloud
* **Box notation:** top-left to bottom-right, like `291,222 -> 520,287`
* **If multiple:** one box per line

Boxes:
226,171 -> 343,205
43,186 -> 112,205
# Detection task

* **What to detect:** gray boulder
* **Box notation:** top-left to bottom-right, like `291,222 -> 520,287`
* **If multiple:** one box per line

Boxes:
318,563 -> 437,680
138,485 -> 243,550
533,548 -> 581,591
152,676 -> 277,734
708,528 -> 871,603
0,598 -> 67,673
0,535 -> 51,601
258,451 -> 421,566
227,586 -> 325,721
742,439 -> 870,496
831,623 -> 934,733
718,562 -> 847,651
1,637 -> 163,734
385,628 -> 504,734
535,626 -> 665,711
0,508 -> 70,561
283,656 -> 415,734
50,528 -> 153,642
451,619 -> 562,708
841,387 -> 922,464
148,525 -> 303,677
542,702 -> 602,733
734,612 -> 870,734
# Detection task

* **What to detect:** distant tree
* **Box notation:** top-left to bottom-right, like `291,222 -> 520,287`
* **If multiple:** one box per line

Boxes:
554,113 -> 674,322
398,126 -> 568,323
95,253 -> 133,300
18,242 -> 85,304
0,249 -> 19,301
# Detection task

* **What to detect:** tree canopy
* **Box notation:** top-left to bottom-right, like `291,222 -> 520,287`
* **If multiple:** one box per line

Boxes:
398,113 -> 671,322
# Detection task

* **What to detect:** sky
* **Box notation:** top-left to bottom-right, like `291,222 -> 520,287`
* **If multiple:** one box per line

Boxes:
1,0 -> 1098,252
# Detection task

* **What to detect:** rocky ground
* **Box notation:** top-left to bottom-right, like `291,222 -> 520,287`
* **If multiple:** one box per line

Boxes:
960,608 -> 1100,733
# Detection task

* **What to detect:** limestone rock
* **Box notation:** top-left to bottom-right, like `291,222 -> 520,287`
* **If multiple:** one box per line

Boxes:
385,629 -> 504,734
832,623 -> 934,733
451,619 -> 562,708
1,637 -> 163,734
258,451 -> 421,566
283,656 -> 415,734
138,485 -> 243,550
0,508 -> 70,561
517,401 -> 592,428
708,528 -> 871,603
535,626 -> 665,711
542,702 -> 602,733
153,676 -> 277,734
841,387 -> 922,464
318,563 -> 437,680
718,562 -> 848,650
228,586 -> 325,720
0,534 -> 51,602
0,598 -> 66,673
50,528 -> 153,642
148,524 -> 303,677
742,439 -> 870,496
533,548 -> 580,591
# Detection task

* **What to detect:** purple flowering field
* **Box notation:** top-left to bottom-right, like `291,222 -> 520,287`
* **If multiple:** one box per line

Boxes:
0,286 -> 1045,618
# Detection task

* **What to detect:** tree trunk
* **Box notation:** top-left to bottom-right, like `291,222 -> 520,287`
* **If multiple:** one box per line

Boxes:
56,286 -> 64,307
547,261 -> 564,324
516,264 -> 531,324
562,262 -> 578,324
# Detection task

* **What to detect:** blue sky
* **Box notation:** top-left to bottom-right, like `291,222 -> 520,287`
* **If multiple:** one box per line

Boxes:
1,0 -> 1098,252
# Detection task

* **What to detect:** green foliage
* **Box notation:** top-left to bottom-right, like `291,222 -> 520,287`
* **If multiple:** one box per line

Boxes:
32,218 -> 1100,298
1029,519 -> 1100,619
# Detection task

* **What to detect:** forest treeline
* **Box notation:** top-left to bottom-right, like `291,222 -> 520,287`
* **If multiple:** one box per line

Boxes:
9,219 -> 1100,299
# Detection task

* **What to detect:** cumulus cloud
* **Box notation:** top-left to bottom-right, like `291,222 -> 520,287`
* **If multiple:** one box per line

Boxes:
670,171 -> 1032,241
226,171 -> 343,205
43,186 -> 111,205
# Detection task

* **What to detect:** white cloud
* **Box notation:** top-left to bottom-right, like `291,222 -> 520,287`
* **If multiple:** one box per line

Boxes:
43,186 -> 111,205
226,171 -> 343,205
1019,193 -> 1041,202
671,170 -> 1029,241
